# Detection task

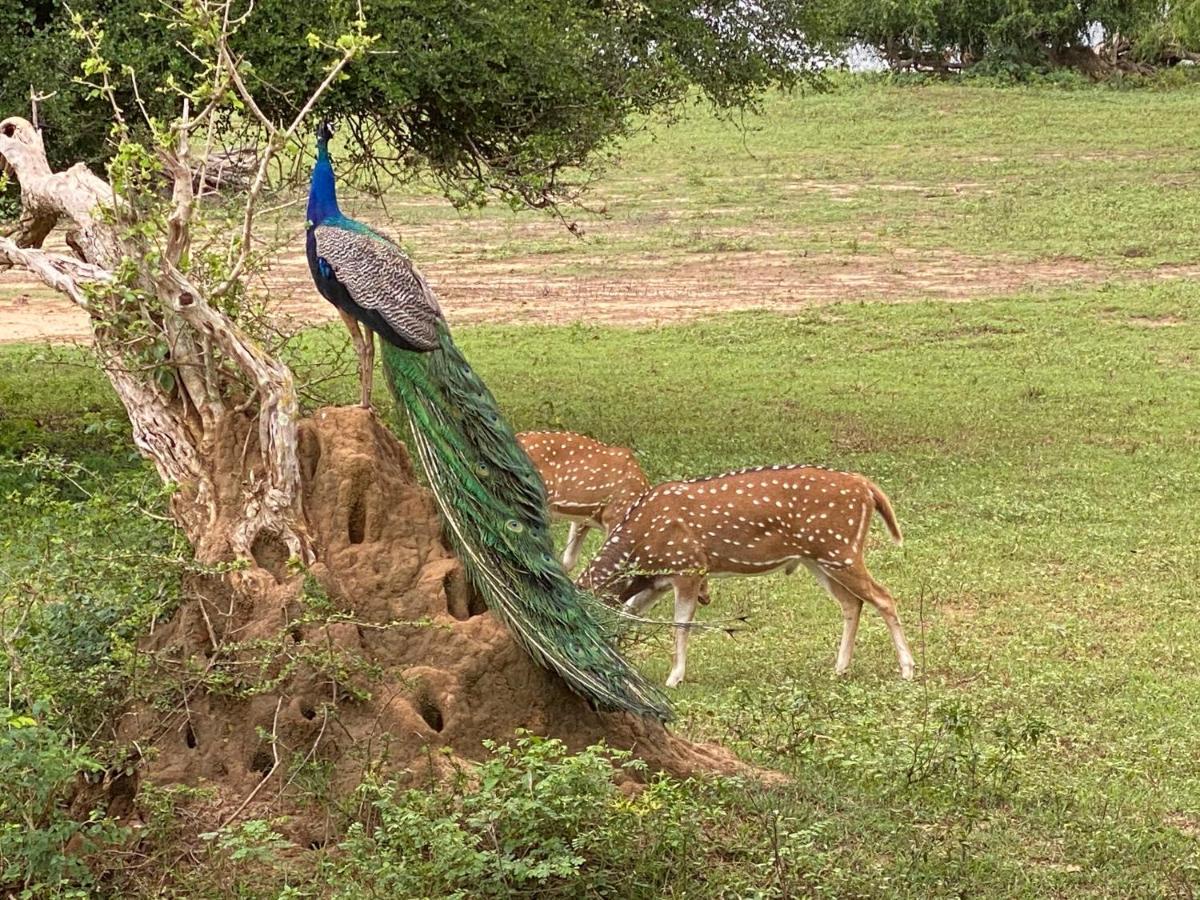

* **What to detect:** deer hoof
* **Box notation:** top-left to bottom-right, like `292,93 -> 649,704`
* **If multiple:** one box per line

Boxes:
665,671 -> 684,688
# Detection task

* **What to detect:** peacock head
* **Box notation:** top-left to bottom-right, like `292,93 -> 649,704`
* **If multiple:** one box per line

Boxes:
316,119 -> 334,150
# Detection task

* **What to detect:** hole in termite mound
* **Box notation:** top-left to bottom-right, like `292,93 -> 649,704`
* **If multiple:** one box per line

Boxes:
184,723 -> 197,749
300,700 -> 317,721
466,590 -> 487,618
298,424 -> 322,486
251,531 -> 289,584
249,748 -> 274,776
347,489 -> 367,545
444,564 -> 486,620
416,692 -> 445,733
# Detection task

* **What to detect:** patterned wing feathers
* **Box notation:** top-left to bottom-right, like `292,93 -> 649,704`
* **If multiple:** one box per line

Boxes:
314,225 -> 443,351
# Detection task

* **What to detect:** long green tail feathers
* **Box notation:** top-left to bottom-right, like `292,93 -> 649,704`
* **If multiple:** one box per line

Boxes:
380,325 -> 672,722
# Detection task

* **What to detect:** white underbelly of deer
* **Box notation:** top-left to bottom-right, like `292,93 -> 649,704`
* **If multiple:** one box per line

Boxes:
549,507 -> 604,527
577,465 -> 916,687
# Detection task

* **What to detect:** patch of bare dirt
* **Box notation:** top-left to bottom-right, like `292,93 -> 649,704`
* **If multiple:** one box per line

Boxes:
4,237 -> 1199,344
1126,314 -> 1184,328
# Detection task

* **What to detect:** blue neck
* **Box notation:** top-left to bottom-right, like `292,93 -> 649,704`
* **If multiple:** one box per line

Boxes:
307,142 -> 340,225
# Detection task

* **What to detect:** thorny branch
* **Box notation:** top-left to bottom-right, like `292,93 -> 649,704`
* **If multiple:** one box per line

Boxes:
211,44 -> 359,299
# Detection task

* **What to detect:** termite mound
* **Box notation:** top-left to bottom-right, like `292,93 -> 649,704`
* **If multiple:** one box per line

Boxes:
109,407 -> 759,848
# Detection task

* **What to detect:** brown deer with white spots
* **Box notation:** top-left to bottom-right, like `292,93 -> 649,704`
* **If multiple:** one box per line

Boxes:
517,431 -> 652,571
577,465 -> 914,688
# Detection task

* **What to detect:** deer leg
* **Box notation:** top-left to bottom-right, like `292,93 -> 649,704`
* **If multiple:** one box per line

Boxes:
834,594 -> 864,676
665,577 -> 702,688
561,522 -> 589,571
623,587 -> 663,617
827,564 -> 915,680
865,576 -> 914,680
338,309 -> 373,408
810,563 -> 862,676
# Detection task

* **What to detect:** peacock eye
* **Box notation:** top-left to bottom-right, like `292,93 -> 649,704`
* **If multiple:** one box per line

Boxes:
305,219 -> 314,230
505,519 -> 524,534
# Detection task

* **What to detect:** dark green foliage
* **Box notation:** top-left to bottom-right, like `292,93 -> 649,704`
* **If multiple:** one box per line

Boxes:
1125,0 -> 1200,63
0,0 -> 822,209
0,2 -> 98,169
327,734 -> 717,898
0,453 -> 182,736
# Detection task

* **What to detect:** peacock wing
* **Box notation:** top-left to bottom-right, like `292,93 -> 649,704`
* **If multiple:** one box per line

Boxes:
313,224 -> 443,351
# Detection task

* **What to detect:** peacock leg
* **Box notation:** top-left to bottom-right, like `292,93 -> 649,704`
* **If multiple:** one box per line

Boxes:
338,309 -> 374,408
361,329 -> 375,409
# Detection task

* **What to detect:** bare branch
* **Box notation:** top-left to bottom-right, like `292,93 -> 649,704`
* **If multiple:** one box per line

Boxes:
211,46 -> 358,299
219,43 -> 278,139
0,238 -> 109,308
28,85 -> 57,130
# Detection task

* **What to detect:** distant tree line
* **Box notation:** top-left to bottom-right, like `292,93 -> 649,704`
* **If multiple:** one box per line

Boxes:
813,0 -> 1200,75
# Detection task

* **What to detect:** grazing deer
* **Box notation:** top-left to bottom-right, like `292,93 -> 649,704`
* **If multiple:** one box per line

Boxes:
517,431 -> 651,571
578,465 -> 915,687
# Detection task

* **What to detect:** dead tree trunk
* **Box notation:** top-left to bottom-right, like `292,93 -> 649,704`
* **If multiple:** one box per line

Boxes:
0,116 -> 307,572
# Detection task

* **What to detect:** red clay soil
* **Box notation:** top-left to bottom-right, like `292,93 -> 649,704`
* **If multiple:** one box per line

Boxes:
107,408 -> 751,847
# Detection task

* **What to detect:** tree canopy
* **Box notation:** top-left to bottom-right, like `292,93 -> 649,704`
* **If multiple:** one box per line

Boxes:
0,0 -> 827,208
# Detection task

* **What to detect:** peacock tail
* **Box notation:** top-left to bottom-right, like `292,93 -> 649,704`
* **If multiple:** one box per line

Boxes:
381,327 -> 673,722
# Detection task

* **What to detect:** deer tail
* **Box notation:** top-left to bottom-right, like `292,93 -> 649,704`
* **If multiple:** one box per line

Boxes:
867,480 -> 903,545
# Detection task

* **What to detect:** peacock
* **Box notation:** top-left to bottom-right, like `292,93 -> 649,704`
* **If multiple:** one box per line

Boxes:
304,122 -> 671,722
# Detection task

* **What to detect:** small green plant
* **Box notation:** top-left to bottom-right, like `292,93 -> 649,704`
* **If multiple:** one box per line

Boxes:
0,706 -> 124,896
201,819 -> 294,865
903,698 -> 1048,805
328,733 -> 712,898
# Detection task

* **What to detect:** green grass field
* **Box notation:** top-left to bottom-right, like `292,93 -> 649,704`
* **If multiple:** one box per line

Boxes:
3,77 -> 1200,896
358,75 -> 1200,270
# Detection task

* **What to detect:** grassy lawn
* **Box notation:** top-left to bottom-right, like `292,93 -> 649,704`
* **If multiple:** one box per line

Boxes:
3,77 -> 1200,896
354,76 -> 1200,271
470,281 -> 1200,895
5,279 -> 1199,894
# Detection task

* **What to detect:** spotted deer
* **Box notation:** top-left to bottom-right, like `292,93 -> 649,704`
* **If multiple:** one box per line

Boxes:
517,431 -> 652,571
577,465 -> 915,687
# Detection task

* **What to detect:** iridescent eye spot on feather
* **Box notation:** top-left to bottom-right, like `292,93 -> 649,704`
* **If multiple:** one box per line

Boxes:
506,520 -> 524,533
